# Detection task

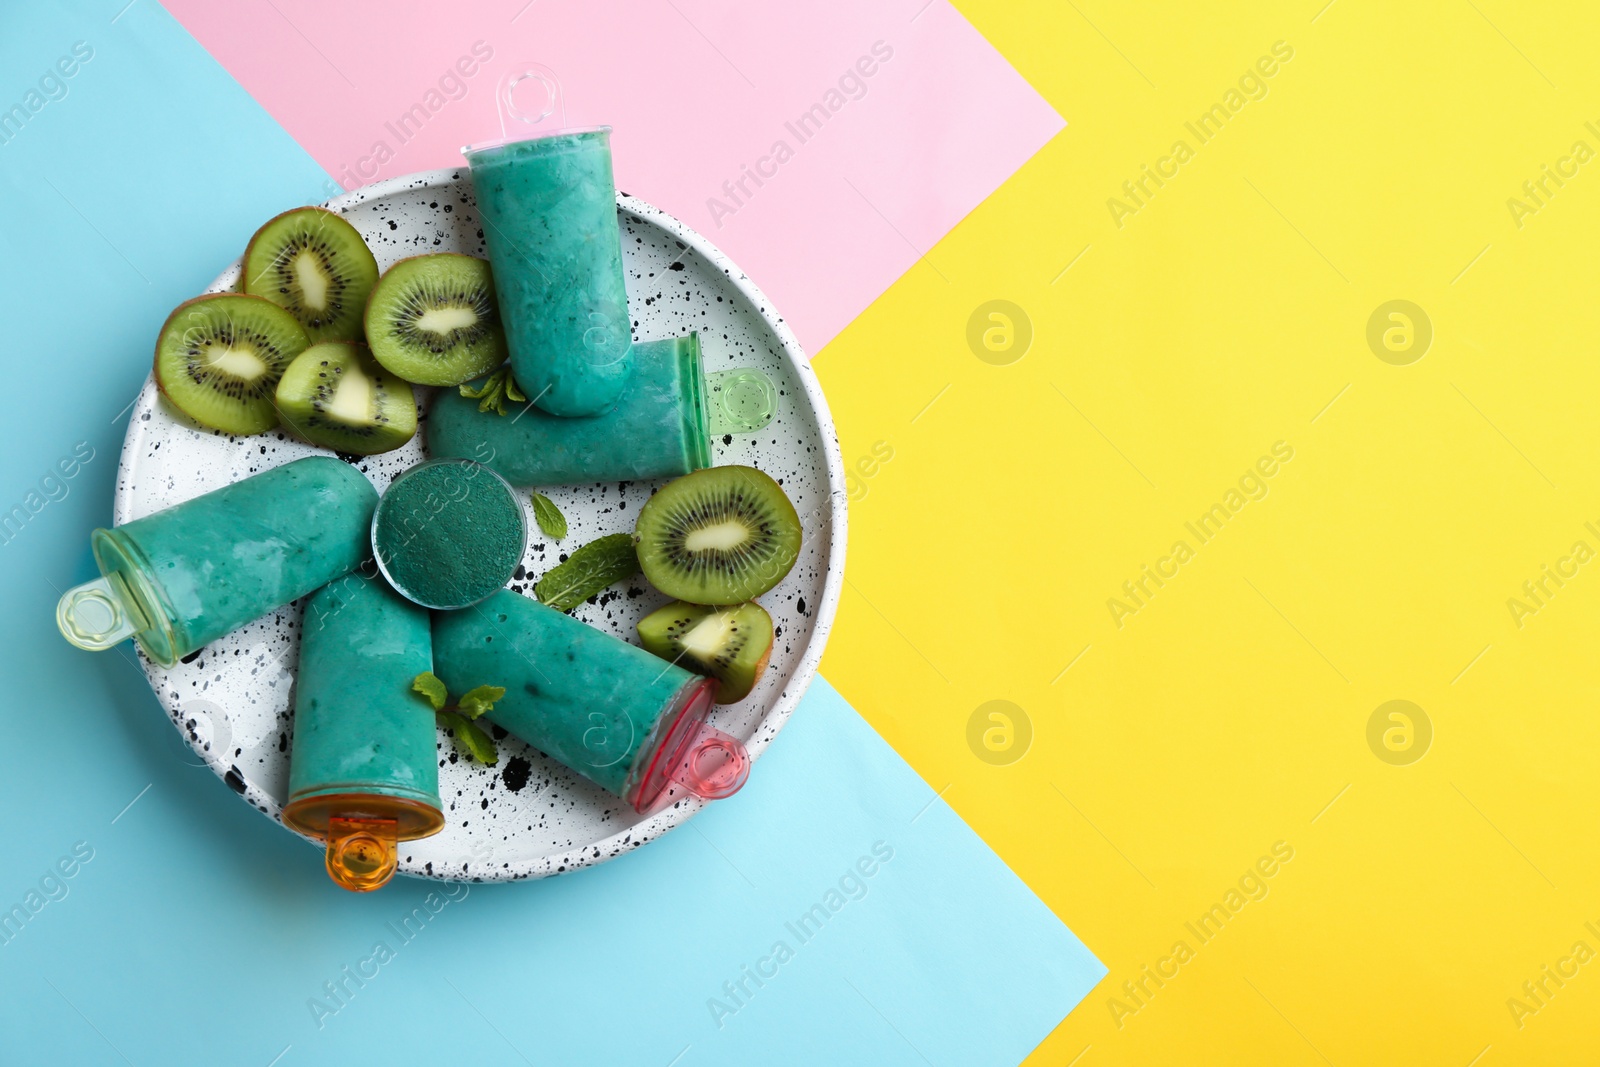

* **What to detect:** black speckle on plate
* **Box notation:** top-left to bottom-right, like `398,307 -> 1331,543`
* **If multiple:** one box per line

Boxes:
501,756 -> 532,793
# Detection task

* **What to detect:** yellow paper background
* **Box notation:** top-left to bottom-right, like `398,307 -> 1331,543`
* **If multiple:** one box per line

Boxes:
816,2 -> 1600,1062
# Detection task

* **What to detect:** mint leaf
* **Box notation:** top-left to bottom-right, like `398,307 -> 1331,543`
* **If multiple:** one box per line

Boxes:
438,711 -> 499,765
534,533 -> 640,612
458,375 -> 494,403
530,492 -> 567,541
457,684 -> 506,720
412,671 -> 448,711
458,367 -> 526,416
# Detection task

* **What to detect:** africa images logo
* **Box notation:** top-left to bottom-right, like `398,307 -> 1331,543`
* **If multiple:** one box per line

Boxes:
1106,41 -> 1295,229
1106,442 -> 1294,629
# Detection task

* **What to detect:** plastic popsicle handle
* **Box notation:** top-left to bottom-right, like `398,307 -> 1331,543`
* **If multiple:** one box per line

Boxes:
324,815 -> 400,892
56,575 -> 143,652
668,723 -> 751,801
706,368 -> 778,435
497,65 -> 564,139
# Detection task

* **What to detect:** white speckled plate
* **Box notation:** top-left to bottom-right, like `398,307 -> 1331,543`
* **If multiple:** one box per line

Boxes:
115,170 -> 846,882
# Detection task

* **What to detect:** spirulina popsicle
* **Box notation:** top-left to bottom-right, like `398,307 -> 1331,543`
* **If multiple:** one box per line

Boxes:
432,590 -> 748,813
56,456 -> 377,667
284,572 -> 444,892
463,127 -> 632,417
427,335 -> 777,489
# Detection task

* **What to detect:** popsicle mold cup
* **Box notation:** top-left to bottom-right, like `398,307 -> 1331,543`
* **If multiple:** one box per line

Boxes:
463,67 -> 632,417
426,333 -> 779,488
284,573 -> 444,891
432,590 -> 750,814
56,456 -> 378,667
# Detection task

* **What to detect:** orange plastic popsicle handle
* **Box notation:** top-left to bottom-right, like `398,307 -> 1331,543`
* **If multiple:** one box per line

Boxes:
324,816 -> 400,892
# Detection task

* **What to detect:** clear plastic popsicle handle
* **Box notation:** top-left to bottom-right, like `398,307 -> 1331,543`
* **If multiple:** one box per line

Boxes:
668,723 -> 751,800
706,369 -> 778,435
496,64 -> 565,139
57,574 -> 143,652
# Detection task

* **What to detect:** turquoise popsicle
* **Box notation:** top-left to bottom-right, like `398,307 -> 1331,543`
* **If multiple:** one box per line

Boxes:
427,334 -> 777,489
464,128 -> 632,417
284,572 -> 444,891
57,456 -> 377,667
431,590 -> 749,812
429,336 -> 708,487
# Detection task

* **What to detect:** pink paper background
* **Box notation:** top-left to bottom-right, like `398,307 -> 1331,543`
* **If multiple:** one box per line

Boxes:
161,0 -> 1063,354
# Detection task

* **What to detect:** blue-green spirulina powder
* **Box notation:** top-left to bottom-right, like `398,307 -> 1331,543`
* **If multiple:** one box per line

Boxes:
374,461 -> 525,609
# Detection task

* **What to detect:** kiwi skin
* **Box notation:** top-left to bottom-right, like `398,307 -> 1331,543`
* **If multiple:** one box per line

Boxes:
634,465 -> 802,605
637,600 -> 774,703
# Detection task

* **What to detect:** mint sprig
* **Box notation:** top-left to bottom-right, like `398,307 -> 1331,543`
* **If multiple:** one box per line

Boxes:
411,671 -> 504,764
459,367 -> 526,416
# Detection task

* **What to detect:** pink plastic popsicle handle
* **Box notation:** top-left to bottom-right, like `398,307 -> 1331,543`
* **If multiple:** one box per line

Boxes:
668,724 -> 750,800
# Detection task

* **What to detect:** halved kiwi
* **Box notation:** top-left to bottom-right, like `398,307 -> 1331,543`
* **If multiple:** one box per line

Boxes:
275,342 -> 417,455
634,466 -> 801,605
364,254 -> 507,386
638,600 -> 773,703
243,207 -> 379,342
154,294 -> 309,435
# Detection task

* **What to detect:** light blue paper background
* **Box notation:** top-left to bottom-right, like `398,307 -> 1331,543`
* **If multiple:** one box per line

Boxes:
0,3 -> 1105,1064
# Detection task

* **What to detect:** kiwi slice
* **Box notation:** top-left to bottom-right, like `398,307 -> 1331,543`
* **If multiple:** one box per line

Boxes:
364,254 -> 507,387
639,600 -> 773,703
153,294 -> 309,435
275,342 -> 417,455
634,466 -> 802,605
243,207 -> 379,342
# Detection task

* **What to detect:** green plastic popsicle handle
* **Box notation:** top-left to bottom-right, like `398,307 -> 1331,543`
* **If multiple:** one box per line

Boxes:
706,368 -> 778,435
